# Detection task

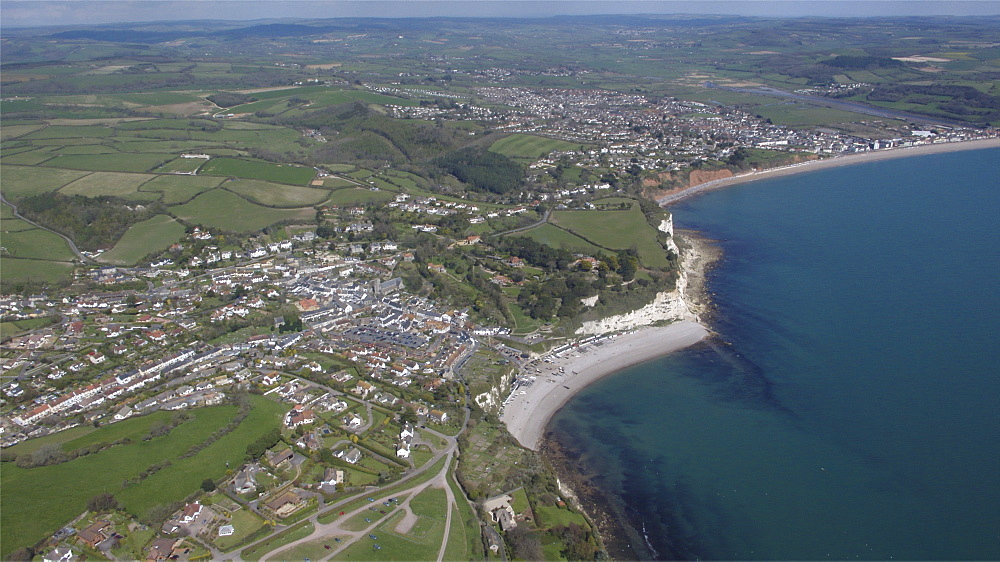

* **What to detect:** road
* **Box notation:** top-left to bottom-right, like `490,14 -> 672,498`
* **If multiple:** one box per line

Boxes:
231,393 -> 474,561
491,208 -> 550,237
0,192 -> 90,263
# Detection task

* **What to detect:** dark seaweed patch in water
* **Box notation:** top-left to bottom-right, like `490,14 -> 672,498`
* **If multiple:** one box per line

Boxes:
689,338 -> 796,419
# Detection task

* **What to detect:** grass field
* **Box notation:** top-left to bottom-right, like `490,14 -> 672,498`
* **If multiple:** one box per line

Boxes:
550,202 -> 669,268
0,165 -> 90,200
324,187 -> 397,206
0,258 -> 75,287
212,508 -> 267,551
0,227 -> 76,261
0,124 -> 46,140
489,134 -> 586,160
241,521 -> 314,561
515,223 -> 603,255
0,317 -> 58,339
534,504 -> 588,529
337,486 -> 447,560
139,174 -> 224,204
1,147 -> 62,166
155,157 -> 206,173
21,125 -> 114,139
6,412 -> 174,456
58,171 -> 154,198
97,214 -> 185,265
225,179 -> 329,208
171,189 -> 312,232
273,535 -> 352,561
0,396 -> 286,558
200,157 -> 315,185
42,153 -> 171,173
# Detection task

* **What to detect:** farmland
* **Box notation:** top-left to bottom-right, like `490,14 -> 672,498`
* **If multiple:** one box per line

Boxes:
550,200 -> 671,268
58,171 -> 155,199
97,214 -> 186,265
225,179 -> 329,208
490,133 -> 587,160
200,157 -> 316,185
139,174 -> 224,204
41,153 -> 172,173
171,189 -> 313,232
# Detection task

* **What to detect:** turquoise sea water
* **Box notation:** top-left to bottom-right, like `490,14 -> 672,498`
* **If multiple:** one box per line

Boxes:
549,147 -> 1000,560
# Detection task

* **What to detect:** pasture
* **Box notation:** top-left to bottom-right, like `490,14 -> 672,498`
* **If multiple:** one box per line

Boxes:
97,214 -> 185,265
550,201 -> 670,268
41,153 -> 171,173
139,175 -> 224,204
515,223 -> 603,255
58,171 -> 154,198
1,147 -> 60,166
155,158 -> 206,173
0,396 -> 286,559
200,157 -> 316,185
0,227 -> 76,261
171,189 -> 312,232
324,187 -> 397,206
0,257 -> 74,287
225,179 -> 329,208
0,165 -> 92,201
490,133 -> 586,160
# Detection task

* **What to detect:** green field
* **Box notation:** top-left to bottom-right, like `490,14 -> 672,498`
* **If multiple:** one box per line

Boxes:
516,223 -> 603,255
199,157 -> 316,185
550,202 -> 669,268
139,174 -> 224,204
0,165 -> 90,200
0,124 -> 46,140
1,147 -> 62,166
0,257 -> 75,287
489,134 -> 586,160
225,179 -> 329,208
6,413 -> 173,456
212,508 -> 268,551
336,486 -> 447,560
42,153 -> 171,173
0,396 -> 286,558
324,187 -> 397,206
534,504 -> 588,529
241,521 -> 315,561
171,189 -> 312,232
22,125 -> 114,139
58,171 -> 154,198
0,227 -> 76,261
155,157 -> 206,173
97,214 -> 185,265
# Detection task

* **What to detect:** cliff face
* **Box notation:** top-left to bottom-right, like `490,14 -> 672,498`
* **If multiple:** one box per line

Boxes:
575,213 -> 695,335
687,168 -> 734,187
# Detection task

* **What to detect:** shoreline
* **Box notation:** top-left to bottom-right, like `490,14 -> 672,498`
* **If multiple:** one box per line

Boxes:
657,137 -> 1000,206
500,319 -> 709,450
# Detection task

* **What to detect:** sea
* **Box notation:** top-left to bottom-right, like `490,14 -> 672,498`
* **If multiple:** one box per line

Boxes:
547,147 -> 1000,560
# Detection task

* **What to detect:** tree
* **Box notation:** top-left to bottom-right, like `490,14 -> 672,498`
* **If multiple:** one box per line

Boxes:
87,492 -> 121,513
201,478 -> 217,492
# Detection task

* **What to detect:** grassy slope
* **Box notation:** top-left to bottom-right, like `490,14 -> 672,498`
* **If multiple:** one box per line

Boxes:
0,396 -> 285,558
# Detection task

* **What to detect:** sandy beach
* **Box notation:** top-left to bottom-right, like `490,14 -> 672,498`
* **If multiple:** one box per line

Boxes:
501,320 -> 709,450
658,137 -> 1000,206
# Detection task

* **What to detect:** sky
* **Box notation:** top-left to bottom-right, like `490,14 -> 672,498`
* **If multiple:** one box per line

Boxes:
3,0 -> 1000,28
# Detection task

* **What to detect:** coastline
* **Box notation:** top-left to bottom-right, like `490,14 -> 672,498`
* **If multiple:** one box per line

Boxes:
657,137 -> 1000,206
500,320 -> 709,451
